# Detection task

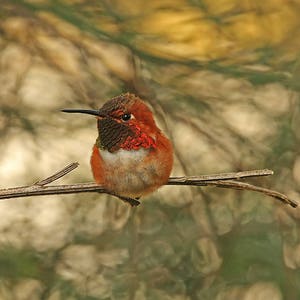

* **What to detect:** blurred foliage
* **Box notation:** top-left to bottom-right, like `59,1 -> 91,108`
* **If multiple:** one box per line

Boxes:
0,0 -> 300,299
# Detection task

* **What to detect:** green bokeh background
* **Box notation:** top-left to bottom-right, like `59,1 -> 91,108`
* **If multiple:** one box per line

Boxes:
0,1 -> 300,299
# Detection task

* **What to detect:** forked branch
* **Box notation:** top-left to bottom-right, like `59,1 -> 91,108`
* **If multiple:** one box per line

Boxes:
0,163 -> 297,208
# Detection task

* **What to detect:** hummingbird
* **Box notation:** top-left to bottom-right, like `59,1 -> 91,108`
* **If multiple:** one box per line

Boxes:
62,93 -> 173,206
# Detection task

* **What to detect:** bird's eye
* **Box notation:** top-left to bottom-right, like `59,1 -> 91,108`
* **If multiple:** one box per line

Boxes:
121,113 -> 132,121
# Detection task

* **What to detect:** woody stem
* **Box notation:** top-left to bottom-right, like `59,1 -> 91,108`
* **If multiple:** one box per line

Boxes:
0,163 -> 297,208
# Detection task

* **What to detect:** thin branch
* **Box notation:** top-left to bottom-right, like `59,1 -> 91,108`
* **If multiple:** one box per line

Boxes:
34,162 -> 79,186
190,180 -> 297,208
0,163 -> 297,208
168,169 -> 273,183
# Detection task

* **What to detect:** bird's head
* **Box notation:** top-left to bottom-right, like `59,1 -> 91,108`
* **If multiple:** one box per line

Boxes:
62,93 -> 160,152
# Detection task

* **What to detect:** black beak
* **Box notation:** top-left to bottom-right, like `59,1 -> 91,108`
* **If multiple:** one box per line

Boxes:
61,109 -> 106,118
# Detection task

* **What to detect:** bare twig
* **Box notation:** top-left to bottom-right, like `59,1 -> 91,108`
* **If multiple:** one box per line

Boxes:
184,180 -> 297,208
0,163 -> 297,208
34,162 -> 79,186
167,169 -> 273,183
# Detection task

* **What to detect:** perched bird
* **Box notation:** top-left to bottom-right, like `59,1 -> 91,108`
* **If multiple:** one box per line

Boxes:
62,93 -> 173,205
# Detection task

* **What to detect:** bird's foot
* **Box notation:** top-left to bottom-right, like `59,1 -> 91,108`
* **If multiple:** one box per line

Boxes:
118,195 -> 140,206
107,192 -> 140,206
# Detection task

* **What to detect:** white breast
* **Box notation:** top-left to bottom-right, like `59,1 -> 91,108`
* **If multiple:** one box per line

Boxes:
100,148 -> 148,168
99,148 -> 161,197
